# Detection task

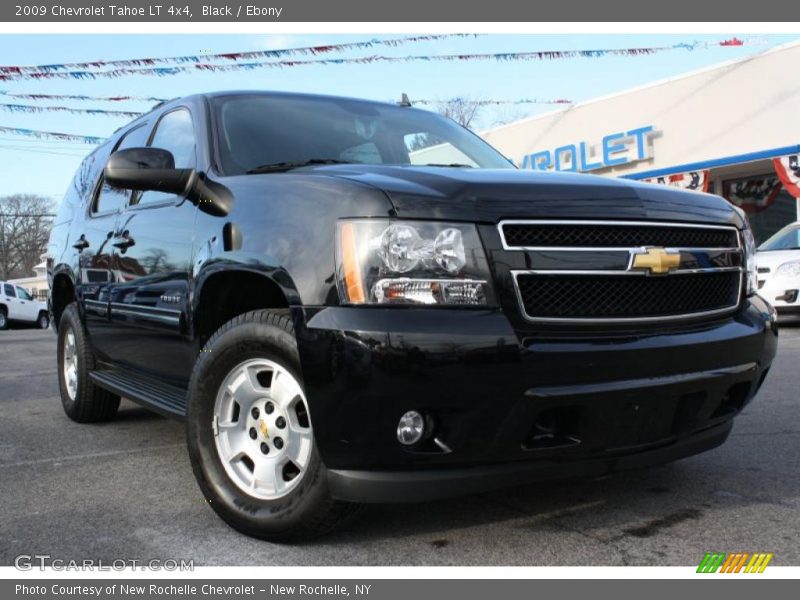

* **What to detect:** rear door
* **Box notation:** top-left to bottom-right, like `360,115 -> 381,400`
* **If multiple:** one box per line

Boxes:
105,107 -> 198,383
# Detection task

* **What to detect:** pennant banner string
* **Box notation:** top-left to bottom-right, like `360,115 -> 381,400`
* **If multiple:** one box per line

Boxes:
0,34 -> 475,74
0,38 -> 766,82
0,91 -> 167,102
0,102 -> 145,117
0,125 -> 105,144
0,97 -> 576,117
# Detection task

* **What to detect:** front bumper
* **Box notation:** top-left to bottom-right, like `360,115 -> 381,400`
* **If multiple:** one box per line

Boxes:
759,274 -> 800,313
295,295 -> 777,503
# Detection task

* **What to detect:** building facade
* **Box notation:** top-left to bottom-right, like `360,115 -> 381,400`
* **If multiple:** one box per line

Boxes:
482,41 -> 800,243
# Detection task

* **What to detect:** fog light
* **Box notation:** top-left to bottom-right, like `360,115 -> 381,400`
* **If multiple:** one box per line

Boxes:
397,411 -> 425,445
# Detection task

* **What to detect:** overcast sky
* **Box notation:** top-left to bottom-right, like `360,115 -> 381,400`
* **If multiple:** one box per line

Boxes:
0,33 -> 797,200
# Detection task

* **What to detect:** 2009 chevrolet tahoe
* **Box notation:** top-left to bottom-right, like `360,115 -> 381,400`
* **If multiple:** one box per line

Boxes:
47,91 -> 777,541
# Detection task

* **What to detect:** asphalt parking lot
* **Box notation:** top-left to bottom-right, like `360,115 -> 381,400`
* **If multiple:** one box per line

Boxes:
1,324 -> 799,567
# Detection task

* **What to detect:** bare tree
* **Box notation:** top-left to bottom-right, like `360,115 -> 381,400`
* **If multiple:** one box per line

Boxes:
0,194 -> 55,280
436,97 -> 482,129
406,98 -> 484,153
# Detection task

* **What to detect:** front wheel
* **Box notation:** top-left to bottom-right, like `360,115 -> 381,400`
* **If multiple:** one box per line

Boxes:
37,311 -> 50,329
186,310 -> 357,542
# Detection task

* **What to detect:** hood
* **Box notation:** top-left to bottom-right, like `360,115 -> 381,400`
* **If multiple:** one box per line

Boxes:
756,249 -> 800,270
311,165 -> 743,227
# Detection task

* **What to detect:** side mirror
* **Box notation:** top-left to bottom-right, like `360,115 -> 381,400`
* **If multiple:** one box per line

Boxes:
104,147 -> 193,195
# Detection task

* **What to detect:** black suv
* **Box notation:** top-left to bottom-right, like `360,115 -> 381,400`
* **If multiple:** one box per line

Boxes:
47,91 -> 777,541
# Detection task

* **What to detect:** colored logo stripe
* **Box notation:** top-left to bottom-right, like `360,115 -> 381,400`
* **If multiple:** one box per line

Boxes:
745,553 -> 773,573
697,553 -> 726,573
697,552 -> 773,573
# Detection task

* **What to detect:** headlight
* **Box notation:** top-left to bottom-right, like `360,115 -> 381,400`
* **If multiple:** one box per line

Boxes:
776,260 -> 800,278
742,224 -> 757,296
336,220 -> 495,305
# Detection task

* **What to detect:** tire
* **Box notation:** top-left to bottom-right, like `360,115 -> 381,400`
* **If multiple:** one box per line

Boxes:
186,310 -> 357,542
57,303 -> 120,422
37,311 -> 50,330
0,308 -> 7,330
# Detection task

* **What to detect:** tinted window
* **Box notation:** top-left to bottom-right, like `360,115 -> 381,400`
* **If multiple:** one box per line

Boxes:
4,283 -> 15,297
135,109 -> 196,206
212,95 -> 512,175
93,123 -> 151,214
16,287 -> 32,301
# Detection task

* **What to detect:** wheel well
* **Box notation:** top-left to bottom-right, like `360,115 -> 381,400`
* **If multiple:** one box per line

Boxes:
51,274 -> 75,329
0,303 -> 6,314
194,271 -> 289,347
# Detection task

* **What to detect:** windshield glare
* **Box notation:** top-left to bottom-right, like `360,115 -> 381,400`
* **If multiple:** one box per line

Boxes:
758,223 -> 800,251
212,95 -> 514,175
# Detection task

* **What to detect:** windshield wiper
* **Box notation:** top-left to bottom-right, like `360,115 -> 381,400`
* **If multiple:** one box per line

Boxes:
422,163 -> 474,168
246,159 -> 355,174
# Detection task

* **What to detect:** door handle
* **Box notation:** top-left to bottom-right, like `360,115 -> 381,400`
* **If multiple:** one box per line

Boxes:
72,235 -> 90,251
112,234 -> 135,250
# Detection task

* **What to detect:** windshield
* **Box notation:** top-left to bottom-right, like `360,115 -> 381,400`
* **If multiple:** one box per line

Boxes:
211,94 -> 514,175
758,223 -> 800,251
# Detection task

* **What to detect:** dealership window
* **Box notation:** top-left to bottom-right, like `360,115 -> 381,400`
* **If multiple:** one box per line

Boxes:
722,174 -> 798,244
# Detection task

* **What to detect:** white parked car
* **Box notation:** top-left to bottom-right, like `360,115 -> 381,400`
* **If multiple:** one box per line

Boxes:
756,222 -> 800,315
0,281 -> 50,330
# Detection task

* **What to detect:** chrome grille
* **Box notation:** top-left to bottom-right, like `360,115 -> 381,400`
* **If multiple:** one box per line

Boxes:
500,220 -> 743,323
500,220 -> 739,250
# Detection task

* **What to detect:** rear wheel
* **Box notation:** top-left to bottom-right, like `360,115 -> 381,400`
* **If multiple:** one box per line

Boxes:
57,303 -> 120,422
0,308 -> 7,330
186,310 -> 357,542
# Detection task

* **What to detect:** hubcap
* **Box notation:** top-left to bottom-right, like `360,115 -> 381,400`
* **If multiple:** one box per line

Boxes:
62,328 -> 78,401
213,358 -> 312,500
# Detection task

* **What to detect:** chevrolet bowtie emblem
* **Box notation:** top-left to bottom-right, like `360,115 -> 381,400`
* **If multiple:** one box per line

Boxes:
259,420 -> 269,438
631,247 -> 681,275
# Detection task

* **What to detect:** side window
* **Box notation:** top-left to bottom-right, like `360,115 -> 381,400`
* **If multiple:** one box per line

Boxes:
93,123 -> 150,214
4,283 -> 16,298
16,287 -> 32,301
135,109 -> 196,207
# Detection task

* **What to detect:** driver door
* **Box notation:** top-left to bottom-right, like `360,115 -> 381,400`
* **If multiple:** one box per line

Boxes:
104,107 -> 198,384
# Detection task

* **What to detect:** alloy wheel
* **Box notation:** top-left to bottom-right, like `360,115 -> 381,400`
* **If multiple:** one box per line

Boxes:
62,327 -> 79,401
212,358 -> 313,500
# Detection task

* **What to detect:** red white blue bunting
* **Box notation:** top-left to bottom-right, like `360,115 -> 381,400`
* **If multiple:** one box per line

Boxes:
641,170 -> 710,193
773,155 -> 800,199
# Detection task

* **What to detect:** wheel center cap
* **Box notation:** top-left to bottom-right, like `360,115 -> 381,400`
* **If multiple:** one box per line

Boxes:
258,419 -> 269,439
